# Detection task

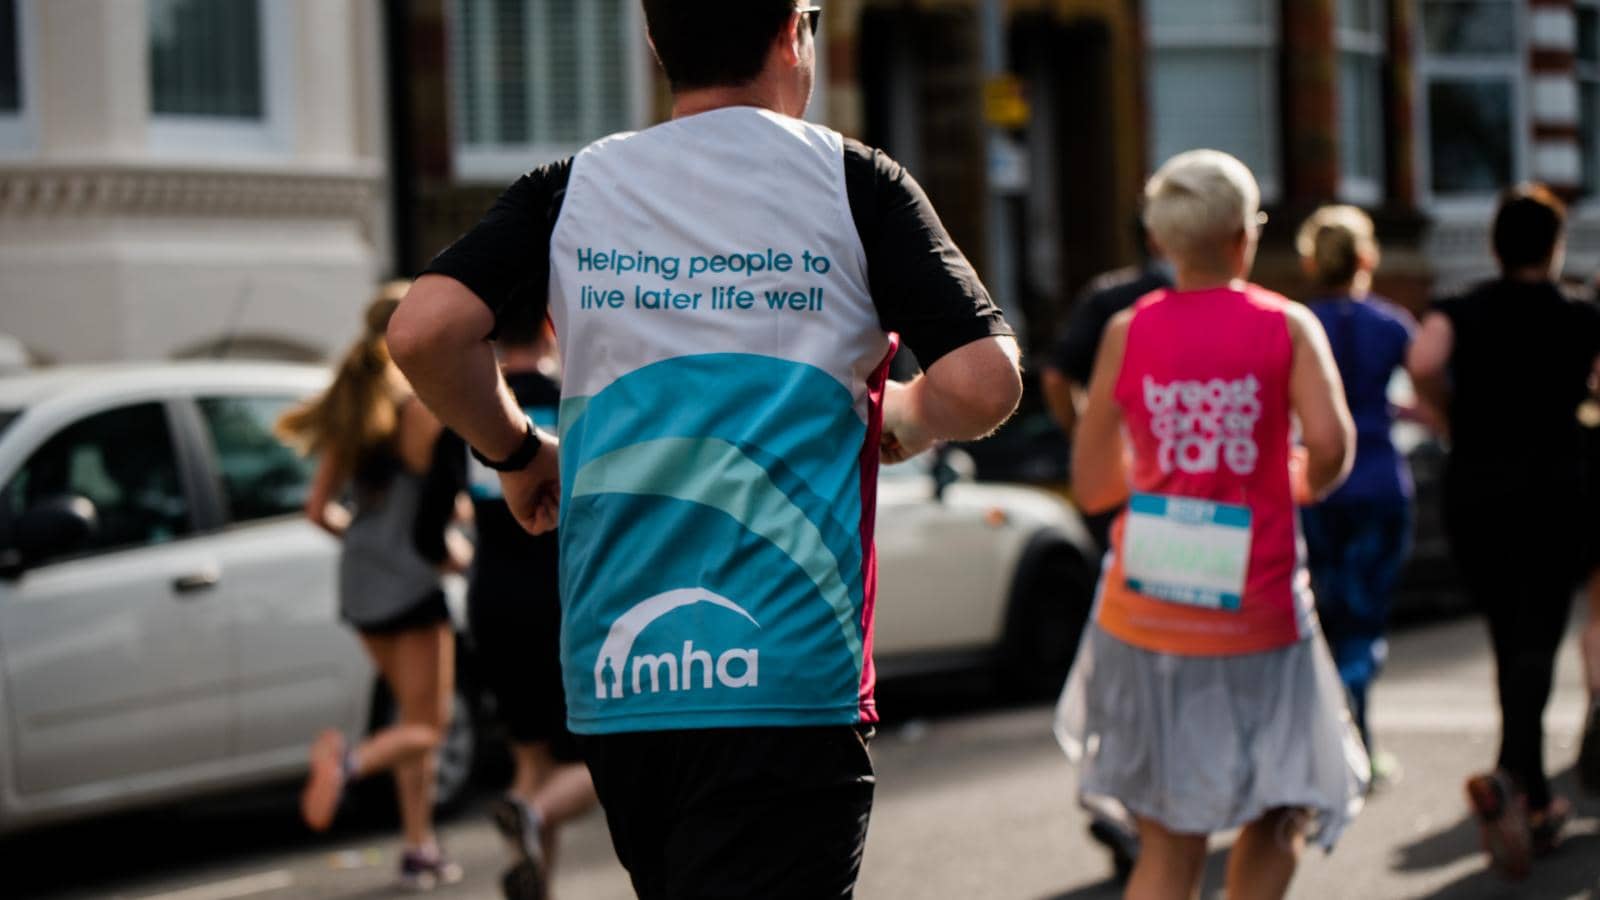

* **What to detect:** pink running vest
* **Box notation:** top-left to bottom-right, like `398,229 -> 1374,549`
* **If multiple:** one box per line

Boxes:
1097,284 -> 1315,656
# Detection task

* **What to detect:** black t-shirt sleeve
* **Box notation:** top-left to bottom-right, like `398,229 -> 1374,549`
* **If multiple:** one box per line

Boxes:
1053,289 -> 1115,384
843,140 -> 1011,368
412,431 -> 466,566
420,158 -> 574,335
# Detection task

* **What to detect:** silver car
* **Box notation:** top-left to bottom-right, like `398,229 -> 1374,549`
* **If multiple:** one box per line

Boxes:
0,363 -> 477,836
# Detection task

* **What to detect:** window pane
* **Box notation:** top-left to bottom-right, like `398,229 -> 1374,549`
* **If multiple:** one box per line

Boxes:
1579,6 -> 1599,66
1583,81 -> 1598,195
1338,0 -> 1381,35
1147,0 -> 1268,29
1151,49 -> 1276,182
198,396 -> 315,524
491,0 -> 529,143
544,0 -> 580,143
0,0 -> 18,112
1428,79 -> 1513,193
7,404 -> 190,561
0,0 -> 18,113
1341,53 -> 1385,183
455,0 -> 631,150
149,0 -> 263,119
1422,1 -> 1516,56
594,0 -> 629,133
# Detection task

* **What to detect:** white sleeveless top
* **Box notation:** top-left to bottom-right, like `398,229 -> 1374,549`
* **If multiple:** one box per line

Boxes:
548,108 -> 894,734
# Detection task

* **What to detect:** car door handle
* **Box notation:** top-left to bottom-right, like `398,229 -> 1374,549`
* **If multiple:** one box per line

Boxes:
172,569 -> 221,596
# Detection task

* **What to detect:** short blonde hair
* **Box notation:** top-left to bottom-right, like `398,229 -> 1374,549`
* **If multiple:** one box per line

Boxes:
1295,205 -> 1378,289
1142,149 -> 1261,269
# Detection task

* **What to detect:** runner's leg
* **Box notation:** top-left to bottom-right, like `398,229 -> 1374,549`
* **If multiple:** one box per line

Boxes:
1486,576 -> 1573,811
350,630 -> 450,779
1125,817 -> 1206,900
375,623 -> 452,850
1224,807 -> 1305,900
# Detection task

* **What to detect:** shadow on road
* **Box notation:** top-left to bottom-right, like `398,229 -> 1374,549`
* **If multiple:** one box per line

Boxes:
1391,765 -> 1600,896
4,779 -> 497,899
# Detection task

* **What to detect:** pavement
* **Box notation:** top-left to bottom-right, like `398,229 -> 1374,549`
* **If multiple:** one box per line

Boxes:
10,612 -> 1600,899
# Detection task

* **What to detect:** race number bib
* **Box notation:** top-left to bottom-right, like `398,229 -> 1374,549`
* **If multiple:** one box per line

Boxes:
1122,493 -> 1251,611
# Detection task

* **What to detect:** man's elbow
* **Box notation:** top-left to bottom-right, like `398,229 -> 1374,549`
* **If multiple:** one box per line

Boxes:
385,298 -> 432,375
971,365 -> 1023,434
387,280 -> 474,375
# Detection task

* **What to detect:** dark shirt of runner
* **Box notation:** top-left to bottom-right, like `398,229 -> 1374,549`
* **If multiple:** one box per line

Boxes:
1051,265 -> 1174,384
422,143 -> 1011,368
1434,278 -> 1600,493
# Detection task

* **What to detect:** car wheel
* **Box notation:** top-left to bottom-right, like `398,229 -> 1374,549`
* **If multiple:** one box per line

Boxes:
366,675 -> 479,816
999,539 -> 1094,700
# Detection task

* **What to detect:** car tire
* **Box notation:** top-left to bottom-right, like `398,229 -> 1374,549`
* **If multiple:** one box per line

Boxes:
999,537 -> 1095,700
364,666 -> 480,817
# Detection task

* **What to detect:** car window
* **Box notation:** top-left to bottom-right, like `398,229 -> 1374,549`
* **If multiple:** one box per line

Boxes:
4,403 -> 191,561
197,395 -> 315,524
0,410 -> 16,439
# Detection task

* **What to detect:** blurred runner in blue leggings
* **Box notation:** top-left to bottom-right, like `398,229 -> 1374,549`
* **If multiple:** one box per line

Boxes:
1295,206 -> 1417,790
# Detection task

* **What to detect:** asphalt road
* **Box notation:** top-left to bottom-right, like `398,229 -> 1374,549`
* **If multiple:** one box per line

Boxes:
10,613 -> 1600,900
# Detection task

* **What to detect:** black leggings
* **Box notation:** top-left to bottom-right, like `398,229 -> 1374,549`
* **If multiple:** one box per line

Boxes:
1448,501 -> 1583,810
1477,582 -> 1575,809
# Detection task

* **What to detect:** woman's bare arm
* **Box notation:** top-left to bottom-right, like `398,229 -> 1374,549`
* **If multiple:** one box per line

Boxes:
304,453 -> 351,538
1286,304 -> 1355,500
1071,311 -> 1132,514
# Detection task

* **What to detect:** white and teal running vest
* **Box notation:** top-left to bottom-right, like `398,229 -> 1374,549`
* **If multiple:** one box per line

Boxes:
549,107 -> 894,734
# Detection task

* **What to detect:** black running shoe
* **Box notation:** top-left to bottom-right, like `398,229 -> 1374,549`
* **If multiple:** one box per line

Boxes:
1579,701 -> 1600,794
493,796 -> 548,900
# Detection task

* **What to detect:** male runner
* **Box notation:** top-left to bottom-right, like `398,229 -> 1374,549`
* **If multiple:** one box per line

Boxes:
388,3 -> 1022,896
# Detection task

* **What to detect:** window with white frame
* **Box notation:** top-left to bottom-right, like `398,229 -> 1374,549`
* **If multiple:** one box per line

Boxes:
0,0 -> 34,154
1338,0 -> 1387,203
147,0 -> 292,157
1418,0 -> 1522,199
1145,0 -> 1280,199
1579,0 -> 1599,195
451,0 -> 642,181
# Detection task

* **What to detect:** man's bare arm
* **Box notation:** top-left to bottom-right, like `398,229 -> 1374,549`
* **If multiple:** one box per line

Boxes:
881,335 -> 1023,462
388,274 -> 527,458
389,274 -> 562,534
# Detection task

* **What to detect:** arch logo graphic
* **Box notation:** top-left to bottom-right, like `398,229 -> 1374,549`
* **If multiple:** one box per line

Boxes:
594,588 -> 762,700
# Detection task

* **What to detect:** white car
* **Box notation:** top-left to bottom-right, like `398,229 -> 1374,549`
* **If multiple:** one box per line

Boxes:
874,448 -> 1099,693
0,363 -> 1098,835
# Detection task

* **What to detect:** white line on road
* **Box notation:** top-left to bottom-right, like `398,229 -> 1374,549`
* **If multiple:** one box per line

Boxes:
129,870 -> 294,900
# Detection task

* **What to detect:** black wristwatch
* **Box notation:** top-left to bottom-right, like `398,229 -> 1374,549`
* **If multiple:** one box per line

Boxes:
470,415 -> 542,471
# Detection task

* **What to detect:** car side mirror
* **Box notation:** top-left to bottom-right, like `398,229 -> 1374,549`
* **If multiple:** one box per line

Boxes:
931,447 -> 977,502
0,495 -> 98,576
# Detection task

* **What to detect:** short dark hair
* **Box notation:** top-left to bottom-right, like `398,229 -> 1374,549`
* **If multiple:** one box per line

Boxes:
642,0 -> 797,91
1493,183 -> 1566,272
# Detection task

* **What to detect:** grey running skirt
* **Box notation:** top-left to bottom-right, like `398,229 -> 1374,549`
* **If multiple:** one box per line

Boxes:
1055,623 -> 1369,850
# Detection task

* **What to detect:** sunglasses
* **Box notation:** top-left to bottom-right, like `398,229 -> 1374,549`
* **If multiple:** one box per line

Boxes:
796,5 -> 822,36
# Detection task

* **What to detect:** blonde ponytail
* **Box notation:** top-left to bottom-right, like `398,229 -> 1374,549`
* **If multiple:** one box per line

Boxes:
1296,205 -> 1378,291
276,281 -> 413,482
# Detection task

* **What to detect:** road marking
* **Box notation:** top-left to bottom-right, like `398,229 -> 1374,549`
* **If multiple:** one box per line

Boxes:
130,870 -> 294,900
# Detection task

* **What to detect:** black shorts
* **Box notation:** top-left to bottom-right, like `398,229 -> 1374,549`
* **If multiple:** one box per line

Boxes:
353,590 -> 451,637
467,581 -> 578,758
581,725 -> 875,900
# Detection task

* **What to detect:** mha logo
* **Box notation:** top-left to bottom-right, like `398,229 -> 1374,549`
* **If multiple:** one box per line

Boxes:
594,588 -> 761,700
